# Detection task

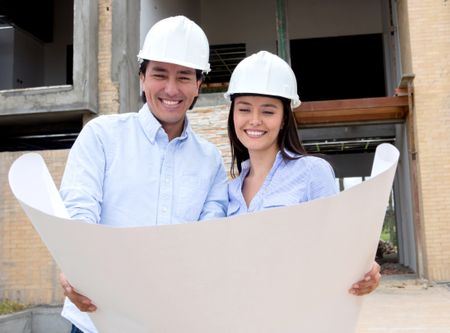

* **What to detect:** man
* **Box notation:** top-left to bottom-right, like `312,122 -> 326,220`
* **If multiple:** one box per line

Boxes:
59,16 -> 228,333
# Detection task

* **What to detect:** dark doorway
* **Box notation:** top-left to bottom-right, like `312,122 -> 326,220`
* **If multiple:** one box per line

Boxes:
290,33 -> 386,101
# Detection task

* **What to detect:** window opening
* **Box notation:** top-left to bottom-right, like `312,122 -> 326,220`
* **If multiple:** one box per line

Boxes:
0,0 -> 74,89
290,34 -> 386,101
0,117 -> 81,152
202,43 -> 246,93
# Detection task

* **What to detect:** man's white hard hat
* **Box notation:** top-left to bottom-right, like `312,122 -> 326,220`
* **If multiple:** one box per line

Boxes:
138,15 -> 211,73
224,51 -> 301,108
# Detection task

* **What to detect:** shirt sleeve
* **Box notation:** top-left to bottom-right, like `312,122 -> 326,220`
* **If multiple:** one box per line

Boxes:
198,154 -> 228,221
307,157 -> 339,200
60,120 -> 107,224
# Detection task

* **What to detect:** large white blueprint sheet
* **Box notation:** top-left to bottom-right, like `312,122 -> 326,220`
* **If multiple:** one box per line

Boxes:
8,143 -> 399,333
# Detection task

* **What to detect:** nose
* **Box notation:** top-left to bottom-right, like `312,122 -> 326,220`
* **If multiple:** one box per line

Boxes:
249,112 -> 262,126
164,77 -> 179,96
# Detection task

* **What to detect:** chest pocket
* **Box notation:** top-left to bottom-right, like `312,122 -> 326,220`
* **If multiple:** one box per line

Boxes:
175,175 -> 210,222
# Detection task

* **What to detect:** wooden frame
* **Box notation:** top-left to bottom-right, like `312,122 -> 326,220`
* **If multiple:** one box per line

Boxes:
293,96 -> 409,126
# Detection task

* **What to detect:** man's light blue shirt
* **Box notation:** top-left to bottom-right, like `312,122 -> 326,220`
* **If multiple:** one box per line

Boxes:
60,104 -> 228,333
60,104 -> 228,227
227,152 -> 338,216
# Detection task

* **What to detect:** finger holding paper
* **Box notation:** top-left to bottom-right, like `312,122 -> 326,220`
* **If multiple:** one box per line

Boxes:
349,261 -> 381,296
60,273 -> 97,312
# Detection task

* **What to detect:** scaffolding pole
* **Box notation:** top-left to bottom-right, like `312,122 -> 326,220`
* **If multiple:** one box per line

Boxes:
275,0 -> 291,65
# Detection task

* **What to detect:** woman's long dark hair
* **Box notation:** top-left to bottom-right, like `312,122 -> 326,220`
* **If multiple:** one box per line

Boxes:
227,93 -> 308,178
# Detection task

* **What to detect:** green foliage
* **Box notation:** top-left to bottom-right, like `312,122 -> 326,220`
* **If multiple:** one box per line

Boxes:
0,299 -> 26,315
381,191 -> 397,247
383,208 -> 397,247
200,86 -> 227,93
380,229 -> 391,242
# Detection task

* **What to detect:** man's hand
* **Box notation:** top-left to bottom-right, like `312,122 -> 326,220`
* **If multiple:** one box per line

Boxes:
60,272 -> 97,312
349,261 -> 381,296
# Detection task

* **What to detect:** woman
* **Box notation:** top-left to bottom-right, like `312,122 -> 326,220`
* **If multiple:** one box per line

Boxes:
224,51 -> 380,295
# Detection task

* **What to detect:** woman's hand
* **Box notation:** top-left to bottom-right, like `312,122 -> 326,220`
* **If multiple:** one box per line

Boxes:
349,261 -> 381,296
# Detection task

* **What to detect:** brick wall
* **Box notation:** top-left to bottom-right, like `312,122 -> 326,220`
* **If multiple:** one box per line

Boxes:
0,150 -> 68,304
188,104 -> 232,173
97,0 -> 119,118
406,0 -> 450,280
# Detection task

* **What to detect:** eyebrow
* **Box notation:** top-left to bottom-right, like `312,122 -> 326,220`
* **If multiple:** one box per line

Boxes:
151,66 -> 195,75
236,101 -> 278,108
178,69 -> 196,75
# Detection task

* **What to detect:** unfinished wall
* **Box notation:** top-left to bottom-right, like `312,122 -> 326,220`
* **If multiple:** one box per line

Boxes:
0,0 -> 120,305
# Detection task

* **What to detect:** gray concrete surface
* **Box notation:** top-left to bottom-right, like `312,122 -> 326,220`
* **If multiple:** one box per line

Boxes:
357,275 -> 450,333
1,276 -> 449,332
0,306 -> 70,333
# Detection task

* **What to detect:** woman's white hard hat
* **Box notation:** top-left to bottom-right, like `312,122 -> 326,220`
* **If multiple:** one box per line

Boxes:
138,15 -> 211,73
224,51 -> 301,108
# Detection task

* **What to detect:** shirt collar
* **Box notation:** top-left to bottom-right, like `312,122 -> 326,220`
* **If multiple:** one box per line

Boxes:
179,117 -> 191,141
240,150 -> 285,174
138,104 -> 190,143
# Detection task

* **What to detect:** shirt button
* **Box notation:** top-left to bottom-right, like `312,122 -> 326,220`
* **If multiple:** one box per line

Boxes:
162,207 -> 167,213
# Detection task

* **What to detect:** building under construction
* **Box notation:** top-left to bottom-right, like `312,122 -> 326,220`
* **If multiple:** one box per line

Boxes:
0,0 -> 449,306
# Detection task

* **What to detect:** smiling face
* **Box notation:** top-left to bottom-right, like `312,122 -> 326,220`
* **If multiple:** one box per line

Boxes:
232,95 -> 284,156
140,61 -> 202,139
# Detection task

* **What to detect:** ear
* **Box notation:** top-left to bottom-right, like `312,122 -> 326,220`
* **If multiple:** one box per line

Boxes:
195,79 -> 202,97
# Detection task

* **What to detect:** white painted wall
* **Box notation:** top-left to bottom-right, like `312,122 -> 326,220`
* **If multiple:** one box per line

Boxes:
288,0 -> 382,39
200,0 -> 383,55
138,0 -> 386,81
140,0 -> 201,47
141,0 -> 383,55
200,0 -> 278,54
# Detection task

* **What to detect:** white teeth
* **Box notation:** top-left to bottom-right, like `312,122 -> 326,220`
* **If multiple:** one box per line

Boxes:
245,130 -> 265,137
162,99 -> 179,105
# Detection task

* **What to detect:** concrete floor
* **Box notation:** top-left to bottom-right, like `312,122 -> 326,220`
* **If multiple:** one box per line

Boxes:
357,275 -> 450,333
2,275 -> 449,333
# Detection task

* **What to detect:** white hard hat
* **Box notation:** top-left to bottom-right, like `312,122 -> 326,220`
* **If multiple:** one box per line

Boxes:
224,51 -> 301,108
138,16 -> 211,73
